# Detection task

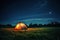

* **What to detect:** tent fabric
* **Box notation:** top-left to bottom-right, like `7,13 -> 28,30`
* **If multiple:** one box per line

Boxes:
15,22 -> 27,30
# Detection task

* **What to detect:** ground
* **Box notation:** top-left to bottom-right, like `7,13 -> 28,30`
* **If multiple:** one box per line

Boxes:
0,27 -> 60,40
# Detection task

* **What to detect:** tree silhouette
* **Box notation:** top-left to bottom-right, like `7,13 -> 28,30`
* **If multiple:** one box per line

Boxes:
0,21 -> 60,28
38,24 -> 43,27
0,24 -> 13,28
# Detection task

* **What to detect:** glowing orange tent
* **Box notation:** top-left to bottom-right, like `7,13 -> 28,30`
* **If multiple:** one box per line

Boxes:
15,22 -> 27,30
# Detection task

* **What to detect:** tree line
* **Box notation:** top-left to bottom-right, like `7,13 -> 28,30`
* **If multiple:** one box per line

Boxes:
0,21 -> 60,28
29,22 -> 60,28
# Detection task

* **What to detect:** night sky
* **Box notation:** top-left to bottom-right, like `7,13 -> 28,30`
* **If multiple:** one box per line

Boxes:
0,0 -> 60,26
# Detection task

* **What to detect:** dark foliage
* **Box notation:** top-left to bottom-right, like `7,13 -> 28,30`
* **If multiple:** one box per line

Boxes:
0,21 -> 60,28
29,22 -> 60,28
0,24 -> 14,28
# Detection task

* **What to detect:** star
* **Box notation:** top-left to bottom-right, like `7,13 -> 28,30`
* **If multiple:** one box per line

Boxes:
49,12 -> 52,14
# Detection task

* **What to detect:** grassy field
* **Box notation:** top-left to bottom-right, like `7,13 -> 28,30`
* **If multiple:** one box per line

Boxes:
0,27 -> 60,40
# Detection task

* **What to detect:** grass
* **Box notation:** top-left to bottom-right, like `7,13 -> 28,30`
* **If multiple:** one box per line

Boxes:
0,27 -> 60,40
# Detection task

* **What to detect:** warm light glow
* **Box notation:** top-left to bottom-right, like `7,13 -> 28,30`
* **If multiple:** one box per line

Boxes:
20,23 -> 26,26
15,24 -> 20,29
15,23 -> 27,30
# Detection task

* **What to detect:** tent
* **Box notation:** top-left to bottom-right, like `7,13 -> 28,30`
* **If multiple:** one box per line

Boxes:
15,22 -> 27,30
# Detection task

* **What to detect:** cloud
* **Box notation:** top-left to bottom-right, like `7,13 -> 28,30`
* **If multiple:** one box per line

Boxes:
20,18 -> 53,22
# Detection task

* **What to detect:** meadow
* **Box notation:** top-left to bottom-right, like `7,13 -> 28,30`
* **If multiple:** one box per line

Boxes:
0,27 -> 60,40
